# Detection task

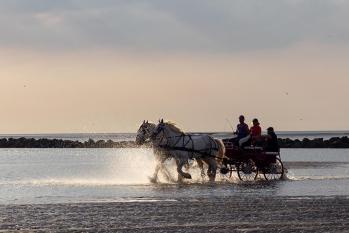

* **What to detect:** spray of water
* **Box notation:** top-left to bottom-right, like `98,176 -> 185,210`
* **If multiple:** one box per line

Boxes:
1,148 -> 159,187
0,148 -> 311,187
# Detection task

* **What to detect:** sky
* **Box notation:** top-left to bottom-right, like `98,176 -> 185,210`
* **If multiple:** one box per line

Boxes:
1,0 -> 349,133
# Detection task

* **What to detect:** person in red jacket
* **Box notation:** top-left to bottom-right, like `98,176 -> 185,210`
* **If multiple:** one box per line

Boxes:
250,118 -> 262,145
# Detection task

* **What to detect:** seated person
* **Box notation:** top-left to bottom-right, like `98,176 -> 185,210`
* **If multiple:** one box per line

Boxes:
234,115 -> 250,147
250,118 -> 262,145
264,127 -> 279,152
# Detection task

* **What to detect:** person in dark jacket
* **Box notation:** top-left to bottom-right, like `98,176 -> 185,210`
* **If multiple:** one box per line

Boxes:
265,127 -> 279,152
235,115 -> 250,147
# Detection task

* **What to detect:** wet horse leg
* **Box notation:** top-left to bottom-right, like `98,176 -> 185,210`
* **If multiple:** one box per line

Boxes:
150,155 -> 168,183
204,157 -> 217,182
176,158 -> 192,182
196,159 -> 206,178
159,157 -> 176,183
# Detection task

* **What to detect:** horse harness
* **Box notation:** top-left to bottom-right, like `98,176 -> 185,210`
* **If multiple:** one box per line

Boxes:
153,128 -> 219,159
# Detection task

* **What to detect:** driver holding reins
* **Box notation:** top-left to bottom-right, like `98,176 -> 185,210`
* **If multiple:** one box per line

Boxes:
235,115 -> 250,147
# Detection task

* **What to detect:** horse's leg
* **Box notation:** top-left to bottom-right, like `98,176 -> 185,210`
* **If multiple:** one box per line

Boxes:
205,157 -> 218,182
149,163 -> 161,183
176,158 -> 192,182
184,160 -> 190,172
159,157 -> 176,183
176,159 -> 183,183
196,159 -> 206,178
150,155 -> 167,183
161,166 -> 175,183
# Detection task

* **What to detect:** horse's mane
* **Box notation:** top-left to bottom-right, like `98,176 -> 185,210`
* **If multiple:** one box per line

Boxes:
164,121 -> 185,134
146,121 -> 156,126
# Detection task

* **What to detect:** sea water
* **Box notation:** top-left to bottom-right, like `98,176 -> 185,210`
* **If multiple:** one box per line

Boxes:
1,130 -> 349,142
0,147 -> 348,204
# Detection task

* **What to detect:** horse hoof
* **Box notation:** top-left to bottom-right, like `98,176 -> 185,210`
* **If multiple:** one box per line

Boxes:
208,175 -> 216,183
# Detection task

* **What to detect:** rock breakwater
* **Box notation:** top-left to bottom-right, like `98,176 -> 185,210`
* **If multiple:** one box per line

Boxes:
0,136 -> 348,148
278,136 -> 349,148
0,138 -> 140,148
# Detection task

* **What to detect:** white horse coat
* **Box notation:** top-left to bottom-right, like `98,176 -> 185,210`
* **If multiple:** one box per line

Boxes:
151,120 -> 225,182
156,134 -> 220,160
136,121 -> 204,183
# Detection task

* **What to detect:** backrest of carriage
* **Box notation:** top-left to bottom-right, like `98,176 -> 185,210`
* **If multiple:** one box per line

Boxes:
222,138 -> 244,160
223,138 -> 280,164
222,139 -> 234,153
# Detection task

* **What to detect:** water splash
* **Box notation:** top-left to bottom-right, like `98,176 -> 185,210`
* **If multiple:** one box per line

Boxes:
0,148 -> 160,187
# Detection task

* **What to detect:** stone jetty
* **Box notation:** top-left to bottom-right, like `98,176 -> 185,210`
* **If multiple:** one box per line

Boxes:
0,138 -> 139,148
0,136 -> 348,148
278,136 -> 349,148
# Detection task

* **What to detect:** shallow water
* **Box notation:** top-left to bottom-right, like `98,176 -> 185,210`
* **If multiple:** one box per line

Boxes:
0,148 -> 348,204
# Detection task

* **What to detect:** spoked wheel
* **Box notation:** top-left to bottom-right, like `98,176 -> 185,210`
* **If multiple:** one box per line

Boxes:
263,158 -> 284,181
220,164 -> 233,180
237,159 -> 258,181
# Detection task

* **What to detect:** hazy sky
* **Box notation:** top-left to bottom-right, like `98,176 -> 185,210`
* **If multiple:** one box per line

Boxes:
1,0 -> 349,133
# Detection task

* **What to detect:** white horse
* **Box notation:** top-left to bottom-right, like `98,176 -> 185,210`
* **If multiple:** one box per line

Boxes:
135,121 -> 172,182
150,119 -> 225,182
136,120 -> 206,183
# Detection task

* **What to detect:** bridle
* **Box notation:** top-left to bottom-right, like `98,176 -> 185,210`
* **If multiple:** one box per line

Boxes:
137,123 -> 155,143
150,124 -> 166,142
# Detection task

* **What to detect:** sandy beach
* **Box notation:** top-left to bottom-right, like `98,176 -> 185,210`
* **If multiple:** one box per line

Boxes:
0,196 -> 348,232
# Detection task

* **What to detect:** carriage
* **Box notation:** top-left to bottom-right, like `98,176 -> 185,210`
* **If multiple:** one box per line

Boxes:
220,139 -> 285,181
137,120 -> 285,183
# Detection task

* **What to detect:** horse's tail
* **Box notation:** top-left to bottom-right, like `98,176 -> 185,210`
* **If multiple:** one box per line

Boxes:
214,139 -> 226,164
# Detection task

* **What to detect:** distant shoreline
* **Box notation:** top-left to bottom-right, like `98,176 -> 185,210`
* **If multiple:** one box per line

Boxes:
0,136 -> 349,148
1,130 -> 349,136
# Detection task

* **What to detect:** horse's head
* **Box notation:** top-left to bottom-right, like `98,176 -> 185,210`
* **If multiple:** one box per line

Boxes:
135,120 -> 156,145
150,119 -> 165,140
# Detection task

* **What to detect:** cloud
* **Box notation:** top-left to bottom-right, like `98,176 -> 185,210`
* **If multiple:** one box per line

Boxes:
0,0 -> 348,53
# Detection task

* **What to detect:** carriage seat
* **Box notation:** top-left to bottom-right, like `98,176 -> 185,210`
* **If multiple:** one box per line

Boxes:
243,146 -> 264,151
244,146 -> 263,150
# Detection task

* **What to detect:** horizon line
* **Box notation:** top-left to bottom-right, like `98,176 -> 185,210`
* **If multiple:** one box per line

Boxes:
0,130 -> 349,136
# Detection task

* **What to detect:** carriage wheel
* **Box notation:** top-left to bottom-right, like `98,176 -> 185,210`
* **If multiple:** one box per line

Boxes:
263,158 -> 284,181
237,159 -> 258,181
220,165 -> 233,180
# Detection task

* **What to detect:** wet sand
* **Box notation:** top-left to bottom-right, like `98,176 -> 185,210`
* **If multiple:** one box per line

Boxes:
1,196 -> 348,232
